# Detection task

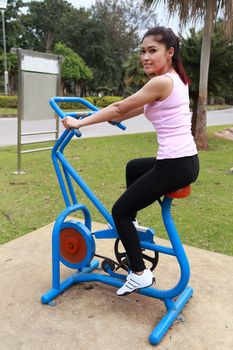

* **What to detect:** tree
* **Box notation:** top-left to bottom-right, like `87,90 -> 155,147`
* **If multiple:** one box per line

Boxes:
19,0 -> 75,52
180,28 -> 201,135
72,0 -> 157,95
0,1 -> 26,52
15,0 -> 156,95
0,52 -> 18,93
53,43 -> 93,96
181,24 -> 233,134
207,22 -> 233,104
123,51 -> 149,96
143,0 -> 233,150
78,0 -> 154,95
1,0 -> 159,96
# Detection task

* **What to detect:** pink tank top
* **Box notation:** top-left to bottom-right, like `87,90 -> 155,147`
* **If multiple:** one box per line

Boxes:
144,73 -> 197,159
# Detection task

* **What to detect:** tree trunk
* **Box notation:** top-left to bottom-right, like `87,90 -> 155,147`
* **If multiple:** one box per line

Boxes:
61,81 -> 65,96
191,95 -> 198,137
46,31 -> 55,52
8,74 -> 15,95
195,0 -> 216,150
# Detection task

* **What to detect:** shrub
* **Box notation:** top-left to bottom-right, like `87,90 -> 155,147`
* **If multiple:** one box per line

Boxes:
0,95 -> 18,108
96,96 -> 123,108
60,95 -> 123,110
0,95 -> 123,110
214,96 -> 225,105
60,101 -> 86,110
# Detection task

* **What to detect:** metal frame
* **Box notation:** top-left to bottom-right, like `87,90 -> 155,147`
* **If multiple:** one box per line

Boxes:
41,98 -> 193,346
13,49 -> 63,174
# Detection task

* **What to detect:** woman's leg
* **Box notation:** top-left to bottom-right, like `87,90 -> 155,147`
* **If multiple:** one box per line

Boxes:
112,155 -> 199,273
113,163 -> 163,272
126,157 -> 156,188
125,157 -> 156,221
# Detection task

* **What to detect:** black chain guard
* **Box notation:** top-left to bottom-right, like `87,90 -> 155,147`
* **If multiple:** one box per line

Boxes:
114,238 -> 159,272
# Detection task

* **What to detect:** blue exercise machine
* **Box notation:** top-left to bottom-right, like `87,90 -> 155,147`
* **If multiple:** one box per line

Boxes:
41,97 -> 193,346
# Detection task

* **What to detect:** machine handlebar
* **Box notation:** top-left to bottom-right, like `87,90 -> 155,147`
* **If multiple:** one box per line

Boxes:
49,96 -> 126,138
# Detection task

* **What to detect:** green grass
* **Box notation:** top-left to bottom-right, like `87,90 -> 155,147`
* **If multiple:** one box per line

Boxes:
0,125 -> 233,257
0,104 -> 232,117
207,104 -> 232,110
0,108 -> 86,116
0,107 -> 17,116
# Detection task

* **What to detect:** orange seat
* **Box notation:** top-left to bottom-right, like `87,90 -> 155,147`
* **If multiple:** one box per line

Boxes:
166,185 -> 191,199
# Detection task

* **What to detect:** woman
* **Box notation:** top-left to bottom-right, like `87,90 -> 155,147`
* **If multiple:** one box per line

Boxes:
62,26 -> 199,296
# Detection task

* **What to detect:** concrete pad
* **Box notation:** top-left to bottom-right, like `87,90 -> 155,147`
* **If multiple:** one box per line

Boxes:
0,221 -> 233,350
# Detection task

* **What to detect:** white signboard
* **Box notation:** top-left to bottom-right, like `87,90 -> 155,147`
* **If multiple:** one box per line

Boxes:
0,0 -> 8,10
21,55 -> 60,74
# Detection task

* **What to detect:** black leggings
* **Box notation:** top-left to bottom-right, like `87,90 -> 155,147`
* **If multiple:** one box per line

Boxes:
112,154 -> 199,272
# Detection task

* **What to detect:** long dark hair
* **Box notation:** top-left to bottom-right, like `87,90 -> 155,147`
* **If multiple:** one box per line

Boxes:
142,26 -> 190,85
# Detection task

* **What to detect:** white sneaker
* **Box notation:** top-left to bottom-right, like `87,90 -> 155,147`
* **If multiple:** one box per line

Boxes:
133,220 -> 148,233
117,269 -> 155,296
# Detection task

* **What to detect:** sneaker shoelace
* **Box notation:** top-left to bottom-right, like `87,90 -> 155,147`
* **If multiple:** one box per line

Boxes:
124,277 -> 141,290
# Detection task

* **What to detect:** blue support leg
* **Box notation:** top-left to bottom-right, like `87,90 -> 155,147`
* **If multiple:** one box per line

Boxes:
149,286 -> 193,345
41,260 -> 100,304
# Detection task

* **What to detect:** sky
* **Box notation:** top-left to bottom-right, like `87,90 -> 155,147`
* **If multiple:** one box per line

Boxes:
22,0 -> 199,36
68,0 -> 188,35
68,0 -> 95,8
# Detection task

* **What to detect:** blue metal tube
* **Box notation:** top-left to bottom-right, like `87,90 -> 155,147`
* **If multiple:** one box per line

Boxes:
52,131 -> 78,207
59,132 -> 79,206
59,130 -> 74,154
93,228 -> 118,239
50,96 -> 126,131
56,151 -> 116,229
45,97 -> 194,347
51,149 -> 189,299
149,286 -> 193,345
49,268 -> 191,303
160,197 -> 190,297
62,164 -> 78,205
141,241 -> 175,256
93,229 -> 175,256
49,98 -> 81,137
51,130 -> 73,207
41,260 -> 100,304
52,154 -> 71,207
51,204 -> 92,289
64,111 -> 95,118
52,129 -> 70,154
51,96 -> 100,112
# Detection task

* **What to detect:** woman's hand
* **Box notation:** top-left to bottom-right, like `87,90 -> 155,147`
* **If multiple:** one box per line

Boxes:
61,116 -> 82,130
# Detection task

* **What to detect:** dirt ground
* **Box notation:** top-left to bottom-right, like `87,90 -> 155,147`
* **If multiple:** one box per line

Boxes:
1,221 -> 233,350
215,127 -> 233,141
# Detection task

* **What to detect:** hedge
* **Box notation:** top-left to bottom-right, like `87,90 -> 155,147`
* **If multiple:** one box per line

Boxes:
0,95 -> 18,108
60,95 -> 123,109
0,95 -> 123,110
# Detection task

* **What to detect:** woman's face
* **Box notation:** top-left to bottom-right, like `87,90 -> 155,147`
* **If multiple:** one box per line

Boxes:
140,35 -> 174,77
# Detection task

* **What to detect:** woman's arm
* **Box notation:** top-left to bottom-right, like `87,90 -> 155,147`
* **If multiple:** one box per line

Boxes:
112,106 -> 144,122
62,75 -> 172,130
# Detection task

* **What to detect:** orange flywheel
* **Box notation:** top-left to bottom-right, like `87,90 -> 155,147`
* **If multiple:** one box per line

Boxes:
59,221 -> 95,269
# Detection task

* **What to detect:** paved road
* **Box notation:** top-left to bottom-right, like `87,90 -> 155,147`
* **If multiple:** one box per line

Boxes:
0,108 -> 232,147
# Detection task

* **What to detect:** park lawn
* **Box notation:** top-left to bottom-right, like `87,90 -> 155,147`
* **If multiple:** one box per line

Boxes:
0,108 -> 88,117
0,104 -> 232,117
0,108 -> 18,116
0,125 -> 232,257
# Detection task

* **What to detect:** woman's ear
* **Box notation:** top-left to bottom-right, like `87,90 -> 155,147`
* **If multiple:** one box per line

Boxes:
168,47 -> 175,58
